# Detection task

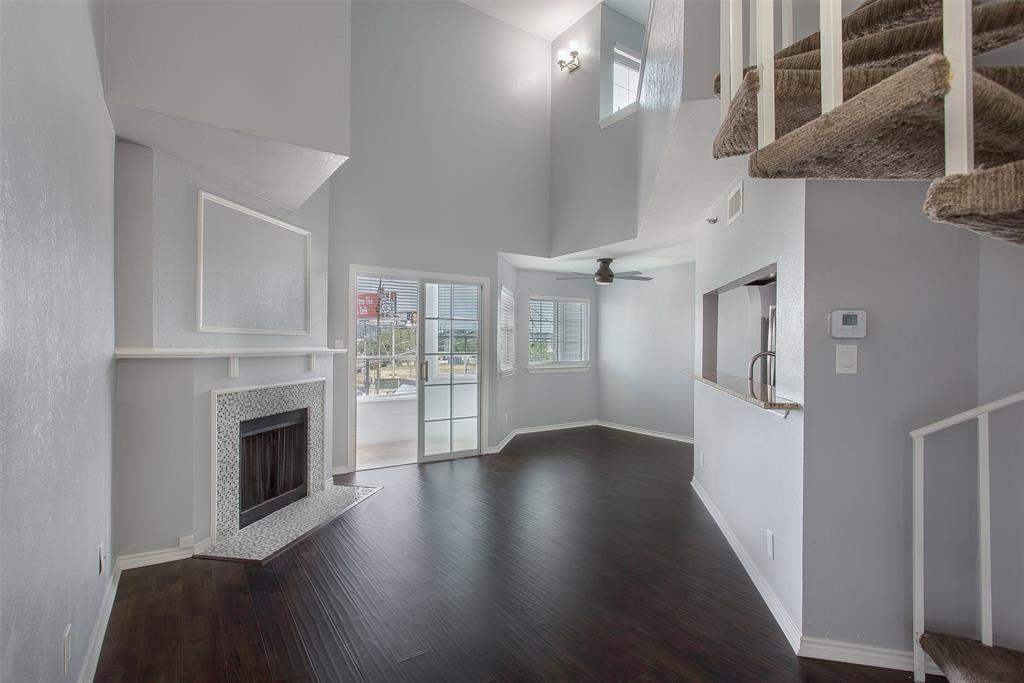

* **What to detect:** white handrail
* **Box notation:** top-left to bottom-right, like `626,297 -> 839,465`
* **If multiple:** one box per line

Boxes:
910,389 -> 1024,438
909,388 -> 1023,681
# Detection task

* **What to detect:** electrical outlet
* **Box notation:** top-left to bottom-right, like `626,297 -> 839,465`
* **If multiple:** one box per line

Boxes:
699,451 -> 705,469
178,534 -> 195,549
766,529 -> 775,560
62,623 -> 71,676
98,542 -> 106,575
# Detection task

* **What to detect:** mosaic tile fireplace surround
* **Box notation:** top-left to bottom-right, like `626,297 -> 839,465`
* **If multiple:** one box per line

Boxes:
213,379 -> 326,543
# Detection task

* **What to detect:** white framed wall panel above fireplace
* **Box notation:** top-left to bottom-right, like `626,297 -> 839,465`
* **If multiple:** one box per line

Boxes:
197,190 -> 312,335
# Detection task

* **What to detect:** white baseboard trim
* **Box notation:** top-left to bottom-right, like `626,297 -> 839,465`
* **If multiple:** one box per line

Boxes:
116,536 -> 212,571
333,465 -> 353,475
77,566 -> 121,683
798,636 -> 942,676
595,421 -> 694,444
690,477 -> 802,653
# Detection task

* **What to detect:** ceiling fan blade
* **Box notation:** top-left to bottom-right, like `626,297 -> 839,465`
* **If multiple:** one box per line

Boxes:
613,270 -> 643,277
556,274 -> 595,280
616,275 -> 653,281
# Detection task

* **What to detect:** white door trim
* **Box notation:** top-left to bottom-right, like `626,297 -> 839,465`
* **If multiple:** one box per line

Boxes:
348,264 -> 490,472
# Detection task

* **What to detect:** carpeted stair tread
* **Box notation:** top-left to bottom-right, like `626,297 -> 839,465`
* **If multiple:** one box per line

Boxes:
748,55 -> 1024,180
925,160 -> 1024,245
713,0 -> 1017,95
775,0 -> 1024,71
776,0 -> 946,60
919,631 -> 1024,681
714,65 -> 1024,159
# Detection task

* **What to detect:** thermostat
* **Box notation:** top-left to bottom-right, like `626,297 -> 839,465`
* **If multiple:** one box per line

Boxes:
829,310 -> 866,338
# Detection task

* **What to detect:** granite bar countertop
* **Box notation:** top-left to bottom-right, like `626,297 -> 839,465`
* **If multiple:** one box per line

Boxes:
691,370 -> 802,411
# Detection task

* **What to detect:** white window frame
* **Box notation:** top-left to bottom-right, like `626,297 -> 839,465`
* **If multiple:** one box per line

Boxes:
498,286 -> 516,378
612,44 -> 641,112
527,295 -> 591,373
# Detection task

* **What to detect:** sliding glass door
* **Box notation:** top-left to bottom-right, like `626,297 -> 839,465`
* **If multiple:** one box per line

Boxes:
419,281 -> 480,459
353,271 -> 482,470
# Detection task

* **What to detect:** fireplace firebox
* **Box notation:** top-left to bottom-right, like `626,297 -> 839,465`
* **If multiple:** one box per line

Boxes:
238,408 -> 308,529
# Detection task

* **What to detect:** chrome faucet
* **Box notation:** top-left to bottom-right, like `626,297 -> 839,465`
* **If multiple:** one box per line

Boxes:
748,351 -> 776,384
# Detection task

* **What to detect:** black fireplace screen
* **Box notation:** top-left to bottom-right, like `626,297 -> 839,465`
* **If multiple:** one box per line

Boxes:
238,408 -> 308,529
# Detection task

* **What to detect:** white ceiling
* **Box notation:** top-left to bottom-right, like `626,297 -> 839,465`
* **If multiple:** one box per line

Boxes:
460,0 -> 603,41
501,222 -> 696,275
603,0 -> 650,27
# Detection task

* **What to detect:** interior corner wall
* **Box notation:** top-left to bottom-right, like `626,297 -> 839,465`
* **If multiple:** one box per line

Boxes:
693,175 -> 806,634
977,238 -> 1024,650
802,180 -> 981,652
115,141 -> 155,348
512,270 -> 599,430
550,4 -> 639,257
0,2 -> 116,680
494,256 -> 520,444
328,0 -> 552,470
597,263 -> 695,438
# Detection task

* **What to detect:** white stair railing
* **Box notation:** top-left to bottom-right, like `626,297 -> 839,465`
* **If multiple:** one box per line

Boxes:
909,389 -> 1024,682
718,0 -> 973,167
718,0 -> 840,136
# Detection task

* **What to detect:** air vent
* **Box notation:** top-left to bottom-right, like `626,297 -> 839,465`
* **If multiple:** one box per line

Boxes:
727,182 -> 743,224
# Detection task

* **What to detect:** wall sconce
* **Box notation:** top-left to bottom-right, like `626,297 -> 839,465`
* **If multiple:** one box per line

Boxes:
557,40 -> 581,72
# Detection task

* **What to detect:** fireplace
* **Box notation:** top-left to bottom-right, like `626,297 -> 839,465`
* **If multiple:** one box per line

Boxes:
238,408 -> 308,529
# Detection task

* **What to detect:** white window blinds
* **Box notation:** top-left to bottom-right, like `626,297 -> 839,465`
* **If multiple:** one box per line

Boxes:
498,287 -> 516,376
528,298 -> 590,366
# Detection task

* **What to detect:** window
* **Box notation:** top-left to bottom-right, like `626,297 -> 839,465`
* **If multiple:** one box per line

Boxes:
498,287 -> 516,377
612,45 -> 640,113
528,297 -> 590,371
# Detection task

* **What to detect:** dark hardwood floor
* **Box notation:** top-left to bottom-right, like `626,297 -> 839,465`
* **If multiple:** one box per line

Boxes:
96,426 -> 933,682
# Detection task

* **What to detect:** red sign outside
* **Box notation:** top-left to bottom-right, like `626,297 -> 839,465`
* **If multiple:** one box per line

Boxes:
356,293 -> 379,319
356,292 -> 397,319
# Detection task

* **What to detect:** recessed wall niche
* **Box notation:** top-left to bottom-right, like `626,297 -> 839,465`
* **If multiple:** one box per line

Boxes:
197,191 -> 311,335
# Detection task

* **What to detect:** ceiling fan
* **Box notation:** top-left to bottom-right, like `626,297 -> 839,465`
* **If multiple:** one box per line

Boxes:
556,258 -> 653,285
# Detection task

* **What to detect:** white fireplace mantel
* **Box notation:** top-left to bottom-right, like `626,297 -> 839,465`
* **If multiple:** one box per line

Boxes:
113,347 -> 347,378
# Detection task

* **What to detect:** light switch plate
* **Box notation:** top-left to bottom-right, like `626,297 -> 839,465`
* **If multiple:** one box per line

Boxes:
836,344 -> 858,374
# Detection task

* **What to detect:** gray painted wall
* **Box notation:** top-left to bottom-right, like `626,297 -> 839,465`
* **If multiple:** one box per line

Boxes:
636,0 -> 683,226
115,142 -> 155,348
597,263 -> 695,437
103,0 -> 351,156
114,357 -> 332,557
513,270 -> 600,429
976,238 -> 1024,650
329,1 -> 552,468
1,2 -> 115,680
803,180 -> 982,651
693,175 -> 807,631
550,4 -> 639,257
113,146 -> 333,555
115,145 -> 330,349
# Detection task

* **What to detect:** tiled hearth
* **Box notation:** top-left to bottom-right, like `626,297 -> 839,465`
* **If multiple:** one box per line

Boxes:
202,379 -> 378,562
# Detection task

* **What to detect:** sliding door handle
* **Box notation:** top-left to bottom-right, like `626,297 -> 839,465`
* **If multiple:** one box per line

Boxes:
420,361 -> 428,382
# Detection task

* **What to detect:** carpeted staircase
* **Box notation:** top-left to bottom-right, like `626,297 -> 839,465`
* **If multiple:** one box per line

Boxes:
713,0 -> 1024,246
920,631 -> 1024,682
